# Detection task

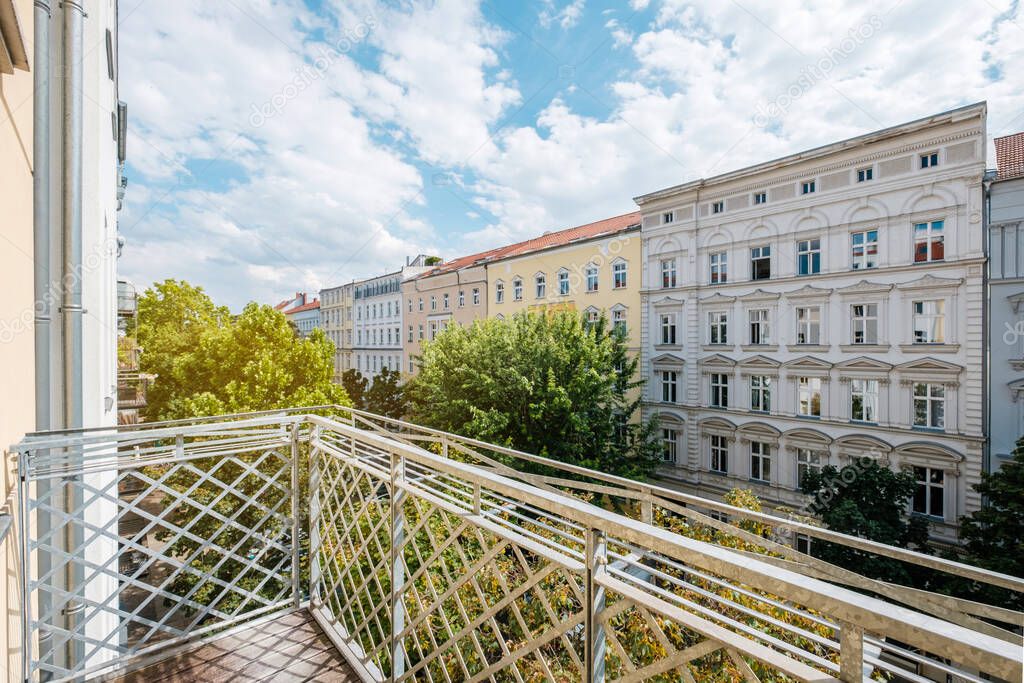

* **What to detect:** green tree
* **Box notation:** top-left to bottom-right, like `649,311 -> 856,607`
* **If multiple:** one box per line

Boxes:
136,281 -> 347,420
800,461 -> 930,583
365,367 -> 407,419
408,311 -> 660,479
340,368 -> 369,410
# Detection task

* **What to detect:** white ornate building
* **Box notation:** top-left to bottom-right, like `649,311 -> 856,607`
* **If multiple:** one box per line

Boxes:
636,103 -> 987,542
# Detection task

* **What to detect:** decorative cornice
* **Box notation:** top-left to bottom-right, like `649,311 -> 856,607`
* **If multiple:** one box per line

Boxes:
784,284 -> 834,300
895,274 -> 964,292
738,288 -> 782,303
834,280 -> 895,297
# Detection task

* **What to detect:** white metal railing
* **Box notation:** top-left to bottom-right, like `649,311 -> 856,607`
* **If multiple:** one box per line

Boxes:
12,409 -> 1024,683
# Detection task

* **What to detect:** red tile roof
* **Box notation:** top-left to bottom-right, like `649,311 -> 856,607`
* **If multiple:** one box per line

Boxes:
421,212 -> 641,278
284,299 -> 320,314
995,132 -> 1024,181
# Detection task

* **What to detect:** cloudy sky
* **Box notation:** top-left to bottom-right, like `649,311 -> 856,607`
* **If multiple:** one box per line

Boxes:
117,0 -> 1024,310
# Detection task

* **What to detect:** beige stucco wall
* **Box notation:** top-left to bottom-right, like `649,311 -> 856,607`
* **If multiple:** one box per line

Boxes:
0,0 -> 35,677
403,265 -> 488,374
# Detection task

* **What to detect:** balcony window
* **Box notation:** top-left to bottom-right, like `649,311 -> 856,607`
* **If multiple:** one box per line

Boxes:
795,306 -> 820,345
661,371 -> 678,403
914,220 -> 944,262
708,311 -> 728,345
661,258 -> 677,288
661,429 -> 678,462
750,442 -> 771,483
797,239 -> 821,275
710,251 -> 728,284
913,383 -> 945,429
750,245 -> 771,280
912,300 -> 944,343
710,434 -> 728,473
710,373 -> 729,408
851,379 -> 878,422
748,308 -> 770,345
851,230 -> 878,269
660,313 -> 677,345
912,466 -> 944,517
750,375 -> 771,412
797,377 -> 822,417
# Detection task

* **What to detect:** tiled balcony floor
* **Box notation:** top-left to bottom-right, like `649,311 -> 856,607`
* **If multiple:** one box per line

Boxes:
108,610 -> 361,682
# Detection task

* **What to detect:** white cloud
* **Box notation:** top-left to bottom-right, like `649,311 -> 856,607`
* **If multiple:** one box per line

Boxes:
540,0 -> 587,30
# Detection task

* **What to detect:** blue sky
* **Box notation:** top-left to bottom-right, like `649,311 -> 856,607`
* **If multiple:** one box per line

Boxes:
118,0 -> 1024,310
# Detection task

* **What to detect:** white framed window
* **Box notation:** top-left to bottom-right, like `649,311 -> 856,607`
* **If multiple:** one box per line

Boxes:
748,308 -> 770,345
801,180 -> 816,194
443,293 -> 450,310
912,300 -> 945,343
662,211 -> 674,224
797,377 -> 822,417
796,448 -> 821,487
458,290 -> 465,307
710,435 -> 728,473
429,321 -> 438,340
754,191 -> 767,205
712,200 -> 724,214
914,220 -> 945,263
751,245 -> 771,280
857,167 -> 873,182
797,239 -> 821,275
535,273 -> 546,299
708,311 -> 728,345
661,258 -> 677,288
558,269 -> 570,296
661,429 -> 678,463
710,373 -> 729,408
495,281 -> 505,304
913,383 -> 945,429
851,379 -> 878,422
407,298 -> 412,312
796,534 -> 813,554
418,324 -> 424,340
750,442 -> 771,483
851,230 -> 878,270
750,375 -> 771,412
710,251 -> 728,284
612,307 -> 627,335
513,278 -> 523,301
472,288 -> 480,305
613,260 -> 627,289
795,306 -> 820,345
417,298 -> 423,312
920,152 -> 939,168
661,371 -> 678,403
660,313 -> 677,345
407,326 -> 413,343
586,264 -> 599,292
584,307 -> 600,326
851,304 -> 878,344
912,466 -> 944,517
430,295 -> 437,311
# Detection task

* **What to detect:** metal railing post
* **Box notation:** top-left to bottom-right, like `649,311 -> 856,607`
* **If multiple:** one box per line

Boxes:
839,621 -> 864,682
290,423 -> 302,608
585,527 -> 607,683
390,449 -> 407,682
308,425 -> 323,610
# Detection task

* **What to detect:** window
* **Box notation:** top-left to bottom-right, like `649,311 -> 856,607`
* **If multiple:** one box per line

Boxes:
613,261 -> 627,289
710,373 -> 729,408
663,211 -> 674,224
857,167 -> 873,182
712,201 -> 724,214
661,371 -> 678,403
586,264 -> 599,292
558,269 -> 570,296
913,220 -> 944,263
795,306 -> 820,345
418,324 -> 423,340
797,239 -> 821,275
754,191 -> 767,205
851,379 -> 878,422
796,534 -> 813,554
443,293 -> 450,310
418,298 -> 423,312
430,295 -> 437,311
710,252 -> 728,284
796,449 -> 821,486
750,375 -> 771,412
429,321 -> 438,340
407,298 -> 412,312
749,309 -> 770,345
660,313 -> 677,345
851,230 -> 878,270
472,288 -> 480,305
709,435 -> 728,473
851,303 -> 878,344
920,152 -> 939,168
912,300 -> 945,343
798,377 -> 822,417
913,383 -> 945,429
709,311 -> 728,345
407,326 -> 413,343
750,245 -> 771,280
912,466 -> 944,517
661,429 -> 678,463
801,180 -> 816,194
513,278 -> 523,301
612,308 -> 627,335
750,442 -> 771,482
458,290 -> 465,307
495,281 -> 505,304
661,258 -> 677,288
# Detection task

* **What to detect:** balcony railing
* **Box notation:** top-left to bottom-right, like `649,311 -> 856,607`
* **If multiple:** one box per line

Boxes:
12,408 -> 1024,683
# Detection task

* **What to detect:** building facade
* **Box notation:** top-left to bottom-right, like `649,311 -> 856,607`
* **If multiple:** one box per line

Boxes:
988,132 -> 1024,468
320,282 -> 354,381
485,213 -> 643,352
637,104 -> 987,543
353,255 -> 433,378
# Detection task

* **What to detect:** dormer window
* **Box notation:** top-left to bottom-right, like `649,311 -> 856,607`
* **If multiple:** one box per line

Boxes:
754,192 -> 767,205
712,201 -> 724,214
857,167 -> 873,182
801,180 -> 816,195
663,211 -> 675,224
920,152 -> 939,168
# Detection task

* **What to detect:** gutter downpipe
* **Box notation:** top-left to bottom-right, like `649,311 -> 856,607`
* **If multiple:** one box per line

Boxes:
32,0 -> 55,676
61,0 -> 86,672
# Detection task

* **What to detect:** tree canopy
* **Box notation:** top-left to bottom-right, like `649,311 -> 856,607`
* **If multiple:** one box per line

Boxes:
408,311 -> 660,479
136,279 -> 348,420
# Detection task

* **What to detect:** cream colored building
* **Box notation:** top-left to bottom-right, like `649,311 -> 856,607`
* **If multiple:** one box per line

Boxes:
485,213 -> 643,353
320,281 -> 354,381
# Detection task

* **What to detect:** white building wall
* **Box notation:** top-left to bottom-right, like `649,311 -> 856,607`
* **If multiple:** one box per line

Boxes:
638,104 -> 987,543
